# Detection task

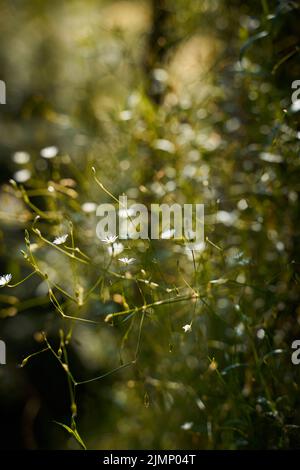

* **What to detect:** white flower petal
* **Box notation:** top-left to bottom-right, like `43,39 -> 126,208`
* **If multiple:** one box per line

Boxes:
210,278 -> 228,285
291,100 -> 300,113
81,202 -> 97,213
182,324 -> 192,333
40,146 -> 58,159
181,422 -> 193,430
161,228 -> 175,239
119,110 -> 132,121
118,257 -> 136,265
53,234 -> 68,245
13,169 -> 31,183
13,151 -> 30,164
259,152 -> 283,163
0,273 -> 12,287
101,235 -> 118,244
154,139 -> 175,154
108,242 -> 124,257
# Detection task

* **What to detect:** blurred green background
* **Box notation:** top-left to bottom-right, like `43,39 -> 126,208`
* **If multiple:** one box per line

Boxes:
0,0 -> 300,450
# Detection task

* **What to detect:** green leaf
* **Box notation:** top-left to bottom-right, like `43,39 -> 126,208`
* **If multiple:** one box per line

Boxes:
54,421 -> 87,450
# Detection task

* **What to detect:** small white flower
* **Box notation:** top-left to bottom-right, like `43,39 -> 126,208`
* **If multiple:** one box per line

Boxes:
259,152 -> 283,163
184,241 -> 205,260
291,100 -> 300,113
13,151 -> 30,164
196,398 -> 206,410
182,324 -> 192,333
257,328 -> 265,340
0,273 -> 12,287
40,146 -> 58,159
108,242 -> 124,257
210,278 -> 228,285
235,322 -> 245,337
13,169 -> 31,183
161,228 -> 175,239
53,234 -> 68,245
101,235 -> 118,244
154,139 -> 175,154
119,110 -> 132,121
216,210 -> 238,226
153,68 -> 168,82
181,422 -> 193,431
118,257 -> 136,265
81,202 -> 97,213
237,198 -> 248,211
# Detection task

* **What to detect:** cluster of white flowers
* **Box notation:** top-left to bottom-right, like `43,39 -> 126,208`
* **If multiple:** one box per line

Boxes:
100,236 -> 136,265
